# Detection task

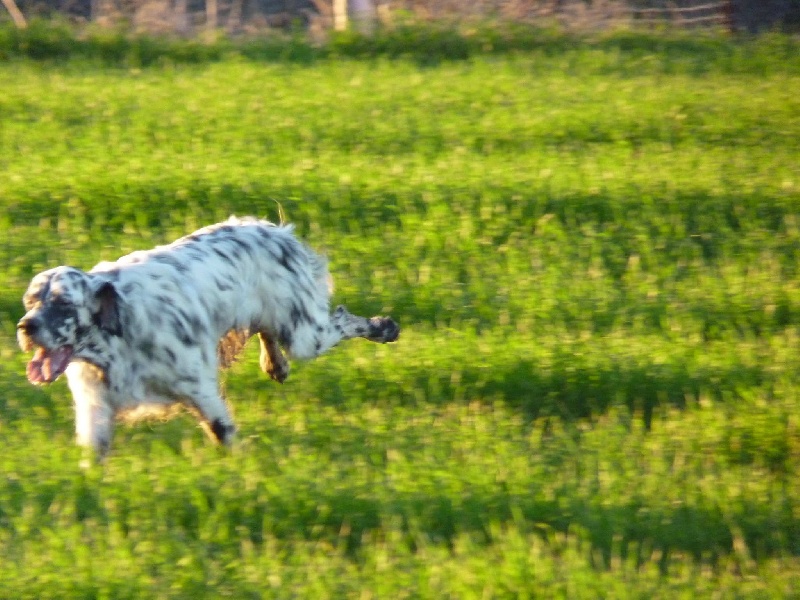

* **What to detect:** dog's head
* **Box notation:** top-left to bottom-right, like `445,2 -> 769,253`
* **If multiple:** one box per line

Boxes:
17,267 -> 121,385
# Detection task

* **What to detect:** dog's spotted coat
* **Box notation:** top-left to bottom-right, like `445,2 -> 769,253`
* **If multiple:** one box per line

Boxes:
17,217 -> 399,460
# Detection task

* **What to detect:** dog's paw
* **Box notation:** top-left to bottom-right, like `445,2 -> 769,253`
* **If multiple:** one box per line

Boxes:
266,360 -> 290,383
367,317 -> 400,343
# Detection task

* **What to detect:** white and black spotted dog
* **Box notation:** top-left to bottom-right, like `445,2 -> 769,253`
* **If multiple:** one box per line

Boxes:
17,216 -> 399,460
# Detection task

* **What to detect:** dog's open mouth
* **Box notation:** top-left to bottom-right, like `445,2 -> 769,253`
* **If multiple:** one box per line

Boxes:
27,345 -> 74,384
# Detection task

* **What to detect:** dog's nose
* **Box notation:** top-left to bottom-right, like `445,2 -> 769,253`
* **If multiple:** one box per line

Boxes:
17,317 -> 40,336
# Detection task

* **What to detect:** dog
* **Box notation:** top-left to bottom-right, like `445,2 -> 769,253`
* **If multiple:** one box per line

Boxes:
17,216 -> 399,460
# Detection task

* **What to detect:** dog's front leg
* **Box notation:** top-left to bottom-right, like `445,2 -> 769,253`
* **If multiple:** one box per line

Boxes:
66,362 -> 116,465
258,331 -> 289,383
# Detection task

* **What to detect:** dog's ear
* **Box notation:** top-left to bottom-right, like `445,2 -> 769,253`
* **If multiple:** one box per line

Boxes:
92,280 -> 123,337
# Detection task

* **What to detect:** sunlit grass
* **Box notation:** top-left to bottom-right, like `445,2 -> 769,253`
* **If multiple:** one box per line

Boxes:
0,27 -> 799,596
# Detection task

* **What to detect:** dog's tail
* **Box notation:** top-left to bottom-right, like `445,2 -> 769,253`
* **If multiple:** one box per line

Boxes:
217,329 -> 250,368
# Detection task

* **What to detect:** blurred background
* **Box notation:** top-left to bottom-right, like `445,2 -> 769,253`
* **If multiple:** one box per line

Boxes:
1,0 -> 799,596
3,0 -> 800,35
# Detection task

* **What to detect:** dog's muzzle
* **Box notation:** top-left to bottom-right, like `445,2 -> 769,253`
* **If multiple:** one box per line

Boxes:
18,316 -> 74,385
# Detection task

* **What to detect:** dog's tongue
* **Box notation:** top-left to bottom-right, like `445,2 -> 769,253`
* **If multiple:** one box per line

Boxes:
27,346 -> 73,384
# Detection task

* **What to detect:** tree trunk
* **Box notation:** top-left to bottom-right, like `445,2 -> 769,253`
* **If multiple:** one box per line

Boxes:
1,0 -> 26,27
207,0 -> 217,30
333,0 -> 347,30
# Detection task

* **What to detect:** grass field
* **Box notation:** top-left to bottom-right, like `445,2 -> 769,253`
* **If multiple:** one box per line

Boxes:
1,23 -> 800,597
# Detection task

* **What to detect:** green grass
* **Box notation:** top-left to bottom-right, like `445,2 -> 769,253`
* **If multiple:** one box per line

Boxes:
1,24 -> 800,597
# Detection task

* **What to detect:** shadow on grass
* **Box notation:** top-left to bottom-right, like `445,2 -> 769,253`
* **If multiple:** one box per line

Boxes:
35,466 -> 794,569
278,486 -> 800,568
303,351 -> 772,430
5,171 -> 796,240
6,181 -> 796,261
2,404 -> 796,574
1,355 -> 794,571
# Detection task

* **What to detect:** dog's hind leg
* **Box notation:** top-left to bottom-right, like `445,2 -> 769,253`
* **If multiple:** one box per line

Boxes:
258,331 -> 289,383
286,305 -> 399,359
329,305 -> 399,344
